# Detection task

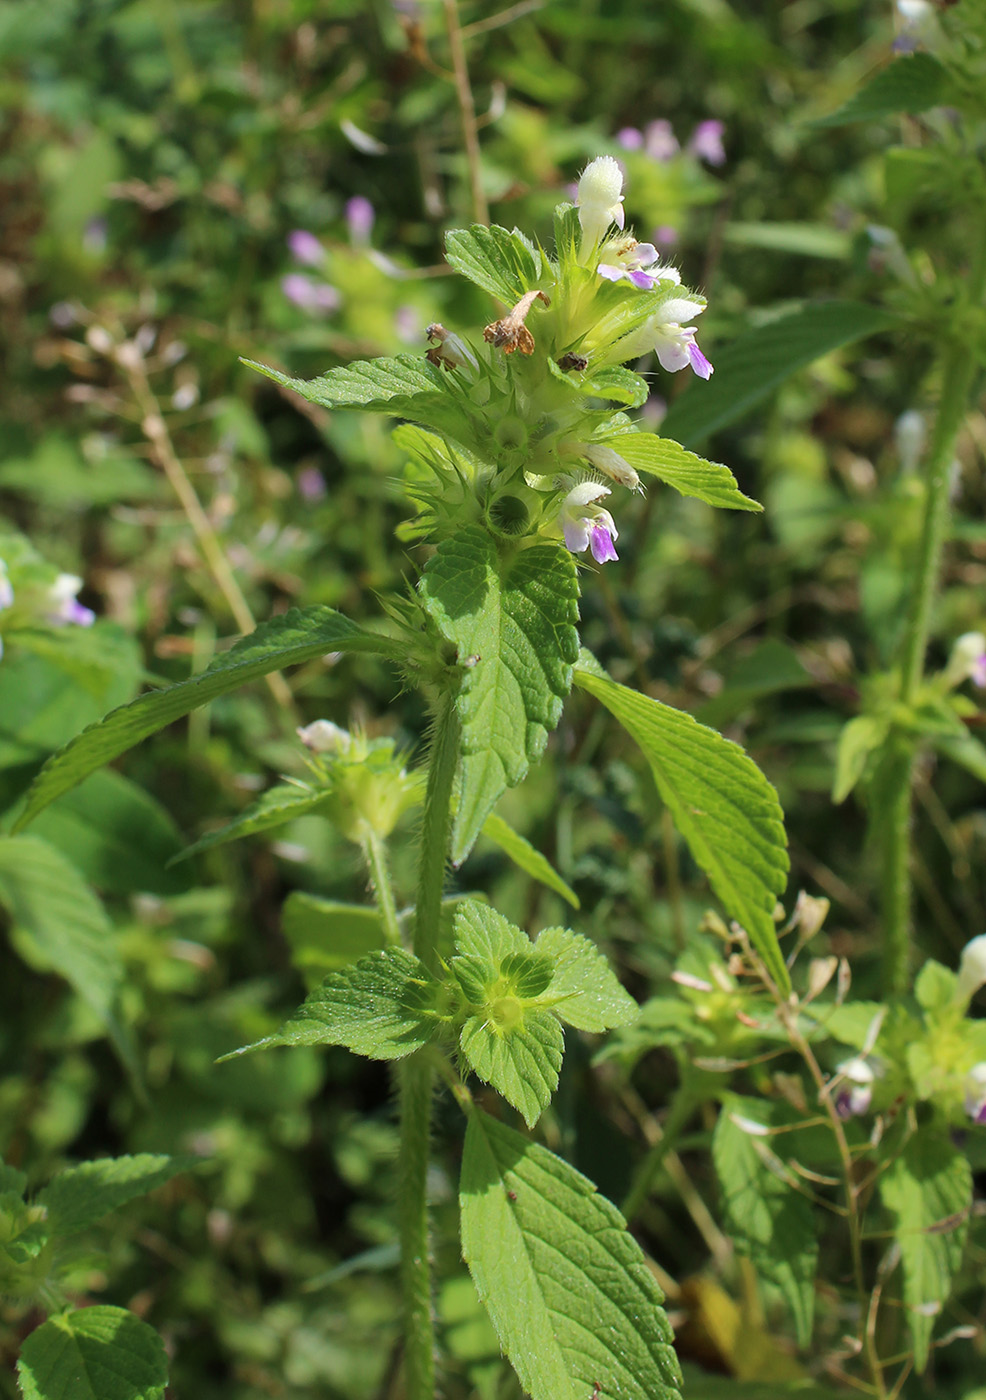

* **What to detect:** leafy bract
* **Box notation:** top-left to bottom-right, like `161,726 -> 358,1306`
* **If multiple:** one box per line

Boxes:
14,607 -> 402,828
880,1130 -> 971,1370
583,366 -> 649,408
712,1098 -> 818,1347
0,835 -> 120,1019
575,663 -> 790,993
660,301 -> 898,446
605,432 -> 761,511
535,926 -> 638,1033
459,1011 -> 563,1129
832,714 -> 889,804
244,353 -> 444,410
172,782 -> 331,864
460,1109 -> 682,1400
222,947 -> 439,1061
813,53 -> 950,129
39,1155 -> 191,1236
421,528 -> 579,863
17,1306 -> 168,1400
444,224 -> 544,306
480,812 -> 579,909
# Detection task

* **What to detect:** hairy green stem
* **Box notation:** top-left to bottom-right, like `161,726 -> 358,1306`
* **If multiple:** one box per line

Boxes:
361,827 -> 402,947
620,1082 -> 696,1225
881,223 -> 986,994
399,693 -> 460,1400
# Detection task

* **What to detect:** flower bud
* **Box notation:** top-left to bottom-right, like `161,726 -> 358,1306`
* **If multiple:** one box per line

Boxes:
964,1063 -> 986,1125
297,720 -> 352,755
581,443 -> 640,492
576,156 -> 625,254
955,934 -> 986,1007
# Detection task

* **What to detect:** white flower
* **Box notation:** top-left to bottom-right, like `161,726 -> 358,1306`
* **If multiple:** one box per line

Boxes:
557,482 -> 619,564
596,239 -> 680,291
955,934 -> 986,1007
946,632 -> 986,690
297,720 -> 352,755
576,156 -> 625,254
834,1056 -> 876,1119
47,574 -> 95,627
616,295 -> 714,379
964,1063 -> 986,1124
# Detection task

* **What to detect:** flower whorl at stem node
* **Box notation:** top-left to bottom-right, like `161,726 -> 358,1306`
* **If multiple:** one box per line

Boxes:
484,290 -> 550,356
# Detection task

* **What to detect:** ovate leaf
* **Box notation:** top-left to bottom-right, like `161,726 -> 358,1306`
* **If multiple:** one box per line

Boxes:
605,432 -> 761,511
460,1109 -> 682,1400
813,53 -> 950,128
880,1130 -> 971,1370
445,224 -> 544,306
832,714 -> 890,803
575,664 -> 790,994
660,301 -> 898,446
0,835 -> 119,1019
459,1010 -> 563,1128
223,948 -> 439,1061
39,1155 -> 191,1236
17,1307 -> 167,1400
712,1098 -> 818,1346
480,812 -> 579,909
535,926 -> 638,1033
421,528 -> 579,863
15,607 -> 402,828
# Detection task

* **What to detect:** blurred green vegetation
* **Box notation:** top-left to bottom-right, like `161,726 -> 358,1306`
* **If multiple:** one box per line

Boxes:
1,0 -> 985,1396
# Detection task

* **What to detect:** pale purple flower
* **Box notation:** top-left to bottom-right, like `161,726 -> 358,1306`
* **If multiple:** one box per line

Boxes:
597,240 -> 681,291
0,562 -> 13,613
297,467 -> 327,502
948,634 -> 986,692
689,120 -> 726,167
964,1064 -> 986,1125
558,482 -> 619,564
650,297 -> 713,379
653,225 -> 679,248
287,230 -> 325,266
83,216 -> 108,253
644,120 -> 679,162
281,274 -> 340,315
834,1056 -> 876,1119
346,196 -> 375,245
47,574 -> 95,628
394,304 -> 422,344
617,127 -> 644,151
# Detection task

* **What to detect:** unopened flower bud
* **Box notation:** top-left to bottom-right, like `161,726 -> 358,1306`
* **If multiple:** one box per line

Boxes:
581,443 -> 640,492
297,720 -> 352,755
576,156 -> 625,254
964,1063 -> 986,1125
955,934 -> 986,1008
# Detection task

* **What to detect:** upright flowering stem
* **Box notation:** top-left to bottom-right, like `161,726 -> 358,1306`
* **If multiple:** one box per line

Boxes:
881,215 -> 986,995
399,693 -> 460,1400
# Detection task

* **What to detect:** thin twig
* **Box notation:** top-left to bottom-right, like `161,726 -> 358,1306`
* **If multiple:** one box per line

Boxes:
461,0 -> 545,39
442,0 -> 489,225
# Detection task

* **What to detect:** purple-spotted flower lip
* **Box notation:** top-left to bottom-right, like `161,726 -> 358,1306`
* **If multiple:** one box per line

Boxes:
558,481 -> 619,564
597,241 -> 681,291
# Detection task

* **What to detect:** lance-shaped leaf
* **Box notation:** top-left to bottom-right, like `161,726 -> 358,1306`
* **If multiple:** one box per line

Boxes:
575,663 -> 790,994
481,812 -> 580,909
221,947 -> 440,1062
17,1306 -> 168,1400
15,607 -> 403,828
245,353 -> 442,411
535,926 -> 637,1033
445,224 -> 544,306
813,52 -> 950,129
171,783 -> 332,864
421,528 -> 579,864
604,432 -> 761,511
712,1098 -> 818,1347
880,1130 -> 971,1370
460,1109 -> 682,1400
39,1155 -> 192,1237
660,301 -> 898,446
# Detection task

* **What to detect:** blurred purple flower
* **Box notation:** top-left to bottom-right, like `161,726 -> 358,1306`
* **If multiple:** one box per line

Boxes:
47,574 -> 95,628
346,196 -> 375,245
394,304 -> 423,344
644,120 -> 679,162
689,120 -> 726,166
287,230 -> 325,266
653,224 -> 679,248
297,467 -> 328,502
617,127 -> 644,151
83,216 -> 108,253
281,274 -> 340,315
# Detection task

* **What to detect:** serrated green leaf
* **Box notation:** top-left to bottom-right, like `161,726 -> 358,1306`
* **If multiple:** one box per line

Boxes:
38,1155 -> 191,1236
481,812 -> 579,909
172,783 -> 331,864
460,1009 -> 563,1127
0,835 -> 119,1018
460,1108 -> 682,1400
712,1098 -> 818,1346
421,528 -> 579,863
244,353 -> 443,410
813,53 -> 949,129
660,301 -> 898,446
225,948 -> 439,1061
14,607 -> 402,828
534,926 -> 637,1033
17,1306 -> 168,1400
583,367 -> 649,407
832,714 -> 890,803
881,1131 -> 971,1370
574,666 -> 790,994
604,432 -> 761,511
453,897 -> 535,967
445,224 -> 544,306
